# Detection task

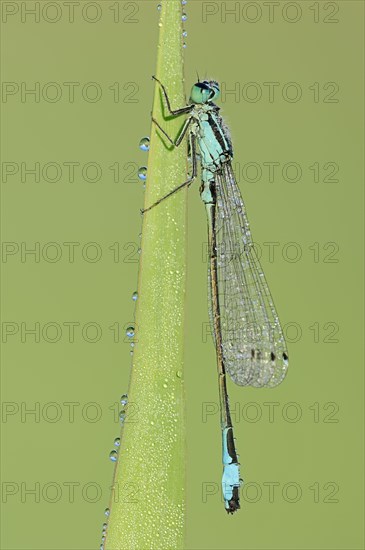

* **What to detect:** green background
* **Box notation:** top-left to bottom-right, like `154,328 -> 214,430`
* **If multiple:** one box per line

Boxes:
1,1 -> 364,548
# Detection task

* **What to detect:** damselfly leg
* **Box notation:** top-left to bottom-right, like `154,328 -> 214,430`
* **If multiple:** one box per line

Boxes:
141,133 -> 197,213
152,76 -> 193,116
151,116 -> 192,147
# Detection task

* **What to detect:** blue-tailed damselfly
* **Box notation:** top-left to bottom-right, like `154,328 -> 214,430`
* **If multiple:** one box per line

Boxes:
142,77 -> 289,514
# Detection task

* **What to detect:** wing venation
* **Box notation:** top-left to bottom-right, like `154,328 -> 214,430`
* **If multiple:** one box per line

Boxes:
207,162 -> 289,388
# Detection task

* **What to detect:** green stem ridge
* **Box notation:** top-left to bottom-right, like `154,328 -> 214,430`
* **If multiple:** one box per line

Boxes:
105,1 -> 187,548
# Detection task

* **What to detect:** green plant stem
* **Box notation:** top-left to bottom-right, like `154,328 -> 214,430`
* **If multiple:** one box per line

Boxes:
105,1 -> 187,548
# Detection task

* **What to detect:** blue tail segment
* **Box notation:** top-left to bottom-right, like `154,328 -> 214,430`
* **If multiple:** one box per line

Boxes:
222,427 -> 242,514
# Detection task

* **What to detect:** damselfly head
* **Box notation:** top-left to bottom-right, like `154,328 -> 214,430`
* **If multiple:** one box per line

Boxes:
190,80 -> 220,104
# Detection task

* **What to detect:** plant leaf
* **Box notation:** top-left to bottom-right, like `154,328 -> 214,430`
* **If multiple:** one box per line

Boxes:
104,1 -> 187,548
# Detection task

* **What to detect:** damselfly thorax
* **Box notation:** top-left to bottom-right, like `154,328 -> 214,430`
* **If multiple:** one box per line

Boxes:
189,103 -> 233,206
191,103 -> 233,183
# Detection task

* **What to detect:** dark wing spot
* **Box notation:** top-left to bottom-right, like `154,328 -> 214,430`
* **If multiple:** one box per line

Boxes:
283,352 -> 288,361
270,352 -> 276,361
251,349 -> 255,358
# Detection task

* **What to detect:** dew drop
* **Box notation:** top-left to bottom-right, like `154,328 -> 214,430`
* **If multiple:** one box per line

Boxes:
138,167 -> 147,181
176,370 -> 182,378
157,3 -> 161,10
182,13 -> 187,21
126,326 -> 135,338
114,437 -> 121,447
109,450 -> 118,462
183,43 -> 187,49
139,137 -> 150,151
132,291 -> 138,301
119,410 -> 126,422
104,508 -> 110,517
182,30 -> 187,37
120,394 -> 128,406
102,522 -> 107,531
182,0 -> 187,4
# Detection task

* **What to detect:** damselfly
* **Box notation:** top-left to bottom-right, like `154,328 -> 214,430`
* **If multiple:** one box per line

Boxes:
142,77 -> 289,514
